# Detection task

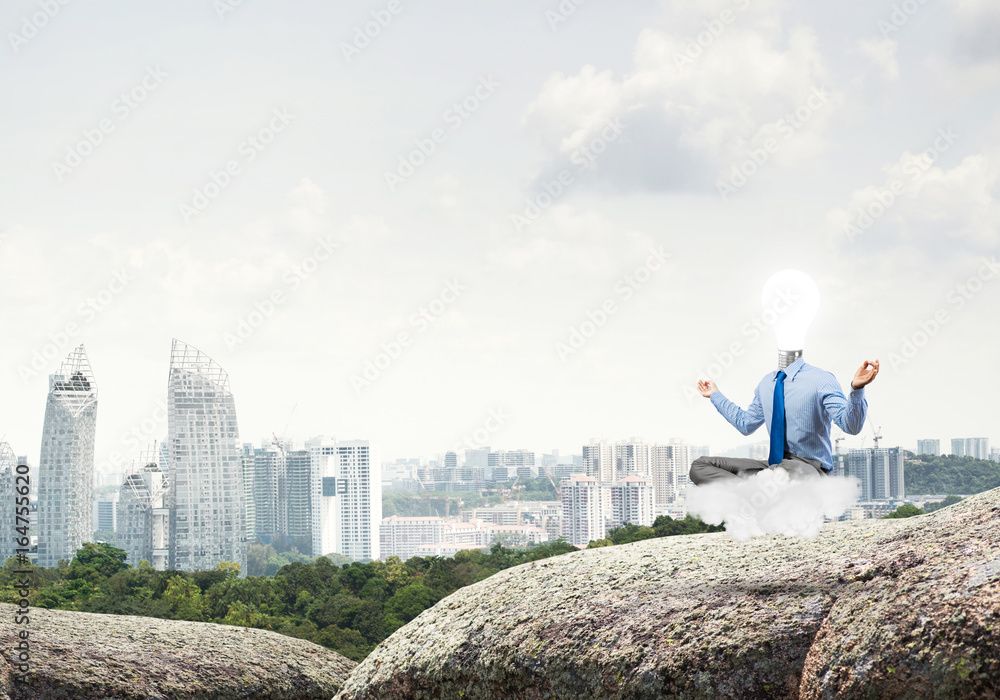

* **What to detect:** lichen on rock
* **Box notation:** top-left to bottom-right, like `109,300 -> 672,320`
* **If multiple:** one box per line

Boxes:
335,488 -> 1000,699
0,605 -> 355,699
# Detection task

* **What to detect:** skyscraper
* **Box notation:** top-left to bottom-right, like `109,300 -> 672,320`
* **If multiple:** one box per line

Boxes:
560,475 -> 609,546
950,438 -> 966,457
285,448 -> 319,553
307,438 -> 381,561
848,447 -> 905,500
118,461 -> 169,569
610,475 -> 654,529
916,439 -> 940,456
93,491 -> 119,534
964,438 -> 990,461
582,441 -> 614,482
167,340 -> 245,572
651,440 -> 691,506
0,442 -> 19,564
244,443 -> 286,542
36,345 -> 98,568
615,440 -> 653,482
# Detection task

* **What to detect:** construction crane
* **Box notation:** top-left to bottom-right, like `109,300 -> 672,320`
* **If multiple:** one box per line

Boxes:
541,465 -> 561,500
872,426 -> 883,449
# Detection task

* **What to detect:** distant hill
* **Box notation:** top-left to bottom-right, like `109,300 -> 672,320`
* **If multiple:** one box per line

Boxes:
904,452 -> 1000,495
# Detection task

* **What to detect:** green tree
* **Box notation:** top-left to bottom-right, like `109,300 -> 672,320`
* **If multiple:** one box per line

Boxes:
69,542 -> 130,579
883,504 -> 924,519
163,576 -> 205,621
923,495 -> 963,512
384,583 -> 436,634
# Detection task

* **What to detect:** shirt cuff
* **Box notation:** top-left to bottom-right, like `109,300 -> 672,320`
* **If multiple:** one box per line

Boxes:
849,385 -> 865,399
710,391 -> 726,407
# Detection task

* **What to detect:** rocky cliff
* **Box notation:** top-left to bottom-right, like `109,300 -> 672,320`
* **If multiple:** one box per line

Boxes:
336,488 -> 1000,699
0,605 -> 355,699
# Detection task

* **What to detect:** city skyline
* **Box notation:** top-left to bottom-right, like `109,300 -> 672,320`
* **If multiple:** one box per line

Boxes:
3,1 -> 999,469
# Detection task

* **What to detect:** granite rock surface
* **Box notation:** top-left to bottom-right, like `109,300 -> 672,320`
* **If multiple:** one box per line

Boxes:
335,488 -> 1000,699
0,604 -> 355,699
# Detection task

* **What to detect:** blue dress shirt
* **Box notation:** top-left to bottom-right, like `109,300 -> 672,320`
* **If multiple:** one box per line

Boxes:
709,357 -> 867,472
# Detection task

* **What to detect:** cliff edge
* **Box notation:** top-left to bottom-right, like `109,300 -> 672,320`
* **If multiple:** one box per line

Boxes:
336,488 -> 1000,699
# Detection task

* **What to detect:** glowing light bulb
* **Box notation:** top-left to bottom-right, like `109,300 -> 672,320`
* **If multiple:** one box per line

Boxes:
761,269 -> 820,369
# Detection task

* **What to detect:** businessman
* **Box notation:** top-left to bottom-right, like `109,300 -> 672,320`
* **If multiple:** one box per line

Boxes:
689,358 -> 879,484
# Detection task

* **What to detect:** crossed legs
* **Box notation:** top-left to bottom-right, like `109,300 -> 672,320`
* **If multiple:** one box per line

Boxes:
689,455 -> 827,485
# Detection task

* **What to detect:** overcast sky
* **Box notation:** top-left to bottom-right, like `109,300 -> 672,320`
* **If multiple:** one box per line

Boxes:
2,0 -> 999,471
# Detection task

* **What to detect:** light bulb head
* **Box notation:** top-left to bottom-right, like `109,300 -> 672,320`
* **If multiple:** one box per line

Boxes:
761,269 -> 820,368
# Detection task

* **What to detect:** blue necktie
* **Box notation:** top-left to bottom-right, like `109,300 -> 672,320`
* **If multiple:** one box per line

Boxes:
768,370 -> 787,466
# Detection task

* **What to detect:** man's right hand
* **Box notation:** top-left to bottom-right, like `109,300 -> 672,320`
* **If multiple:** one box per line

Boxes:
697,379 -> 718,398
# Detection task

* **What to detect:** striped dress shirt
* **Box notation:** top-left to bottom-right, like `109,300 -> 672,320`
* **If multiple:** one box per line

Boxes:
709,357 -> 867,472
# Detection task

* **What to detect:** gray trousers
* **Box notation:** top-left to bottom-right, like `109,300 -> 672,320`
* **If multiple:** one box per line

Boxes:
689,454 -> 828,485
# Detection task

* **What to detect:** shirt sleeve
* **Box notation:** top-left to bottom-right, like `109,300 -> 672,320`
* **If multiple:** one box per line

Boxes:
819,373 -> 867,435
710,388 -> 765,436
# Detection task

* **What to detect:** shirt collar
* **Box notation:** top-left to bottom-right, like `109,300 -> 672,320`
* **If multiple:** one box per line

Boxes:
774,356 -> 807,381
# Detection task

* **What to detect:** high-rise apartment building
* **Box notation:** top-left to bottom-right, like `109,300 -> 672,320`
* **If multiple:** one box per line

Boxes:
916,439 -> 940,456
950,438 -> 990,460
93,491 -> 119,534
582,441 -> 614,483
284,449 -> 314,552
615,440 -> 653,482
167,340 -> 245,572
243,444 -> 286,542
965,438 -> 990,461
610,475 -> 654,529
848,447 -> 905,500
651,440 -> 690,506
488,449 -> 536,481
0,443 -> 19,564
560,475 -> 609,547
950,439 -> 965,457
118,462 -> 169,569
307,438 -> 381,561
37,345 -> 98,568
464,448 -> 489,469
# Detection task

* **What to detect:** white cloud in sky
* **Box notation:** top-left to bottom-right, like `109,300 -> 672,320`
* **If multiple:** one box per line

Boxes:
522,23 -> 836,191
827,149 -> 1000,254
857,38 -> 900,80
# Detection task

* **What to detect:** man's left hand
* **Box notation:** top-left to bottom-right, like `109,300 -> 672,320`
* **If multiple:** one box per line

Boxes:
851,359 -> 879,390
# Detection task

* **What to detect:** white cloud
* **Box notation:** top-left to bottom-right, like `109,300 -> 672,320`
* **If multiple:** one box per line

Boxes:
522,23 -> 836,191
828,150 -> 1000,254
857,38 -> 900,80
946,0 -> 1000,61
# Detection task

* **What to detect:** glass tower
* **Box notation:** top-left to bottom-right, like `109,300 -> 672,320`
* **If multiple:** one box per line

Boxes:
167,340 -> 245,572
36,345 -> 98,568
